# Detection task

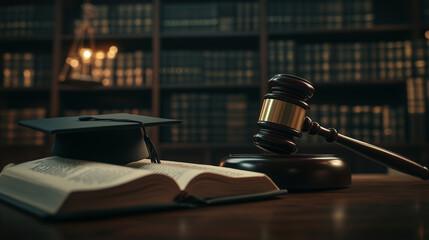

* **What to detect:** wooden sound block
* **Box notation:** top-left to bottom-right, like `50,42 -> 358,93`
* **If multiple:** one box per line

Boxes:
220,154 -> 351,191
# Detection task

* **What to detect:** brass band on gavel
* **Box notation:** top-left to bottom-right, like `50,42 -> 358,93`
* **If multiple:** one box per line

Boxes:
258,98 -> 307,132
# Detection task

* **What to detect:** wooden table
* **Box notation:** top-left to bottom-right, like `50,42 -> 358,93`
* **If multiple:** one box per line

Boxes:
1,174 -> 428,240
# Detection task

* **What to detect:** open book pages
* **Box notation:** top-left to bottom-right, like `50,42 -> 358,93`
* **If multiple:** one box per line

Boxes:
0,156 -> 279,215
127,159 -> 277,191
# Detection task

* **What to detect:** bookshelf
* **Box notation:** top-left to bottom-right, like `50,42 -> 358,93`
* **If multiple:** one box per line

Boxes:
1,0 -> 429,172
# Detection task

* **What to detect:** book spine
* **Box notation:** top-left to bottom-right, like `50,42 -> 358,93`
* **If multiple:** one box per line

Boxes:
0,4 -> 54,38
160,2 -> 261,33
159,50 -> 258,86
162,93 -> 259,144
266,0 -> 374,31
297,104 -> 405,145
70,2 -> 153,35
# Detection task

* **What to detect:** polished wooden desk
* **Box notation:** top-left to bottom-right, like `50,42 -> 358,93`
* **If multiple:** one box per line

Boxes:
1,174 -> 428,240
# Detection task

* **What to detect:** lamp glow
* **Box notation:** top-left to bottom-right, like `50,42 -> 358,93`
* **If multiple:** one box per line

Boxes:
80,48 -> 93,62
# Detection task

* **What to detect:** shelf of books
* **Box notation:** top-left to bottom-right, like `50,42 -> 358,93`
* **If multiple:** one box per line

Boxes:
2,0 -> 429,172
0,3 -> 54,40
0,0 -> 53,151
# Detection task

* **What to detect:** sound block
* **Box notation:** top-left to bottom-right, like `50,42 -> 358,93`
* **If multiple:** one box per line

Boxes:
220,154 -> 351,191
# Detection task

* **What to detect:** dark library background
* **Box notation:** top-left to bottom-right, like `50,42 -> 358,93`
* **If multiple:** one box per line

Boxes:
1,0 -> 429,174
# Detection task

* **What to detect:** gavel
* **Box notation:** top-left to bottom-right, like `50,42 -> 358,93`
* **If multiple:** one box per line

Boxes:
221,74 -> 429,190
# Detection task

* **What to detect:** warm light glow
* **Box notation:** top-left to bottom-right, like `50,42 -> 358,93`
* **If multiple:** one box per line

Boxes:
104,69 -> 111,76
79,48 -> 93,62
92,69 -> 103,76
70,59 -> 80,68
373,106 -> 382,114
134,68 -> 142,75
425,31 -> 429,39
330,160 -> 343,167
23,69 -> 32,78
107,51 -> 116,59
353,106 -> 362,113
109,46 -> 118,54
102,78 -> 110,86
95,51 -> 105,59
95,59 -> 103,67
416,60 -> 425,68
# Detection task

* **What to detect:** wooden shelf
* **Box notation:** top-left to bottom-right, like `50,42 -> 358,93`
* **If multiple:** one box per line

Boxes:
0,36 -> 53,42
0,0 -> 52,5
161,83 -> 260,91
268,24 -> 414,37
314,80 -> 405,87
61,33 -> 152,41
0,144 -> 47,148
311,81 -> 406,105
0,87 -> 50,93
161,31 -> 259,38
59,86 -> 152,92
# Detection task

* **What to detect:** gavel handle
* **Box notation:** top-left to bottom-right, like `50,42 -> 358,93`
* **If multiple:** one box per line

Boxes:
302,117 -> 429,180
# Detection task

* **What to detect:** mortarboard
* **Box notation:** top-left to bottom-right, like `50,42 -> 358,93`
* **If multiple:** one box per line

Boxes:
18,113 -> 181,165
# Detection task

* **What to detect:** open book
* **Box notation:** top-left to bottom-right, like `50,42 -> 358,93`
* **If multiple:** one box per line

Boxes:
0,156 -> 283,219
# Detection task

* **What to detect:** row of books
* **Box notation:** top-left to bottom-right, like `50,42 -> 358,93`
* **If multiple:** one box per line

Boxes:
0,0 -> 415,39
0,4 -> 54,38
162,2 -> 259,32
269,39 -> 428,83
162,93 -> 259,143
90,51 -> 153,88
4,40 -> 429,88
66,50 -> 152,88
2,53 -> 52,88
0,108 -> 46,145
268,0 -> 374,30
161,50 -> 258,85
72,3 -> 153,35
299,104 -> 406,145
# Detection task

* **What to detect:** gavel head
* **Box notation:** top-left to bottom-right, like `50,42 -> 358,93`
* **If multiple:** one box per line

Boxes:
253,74 -> 315,154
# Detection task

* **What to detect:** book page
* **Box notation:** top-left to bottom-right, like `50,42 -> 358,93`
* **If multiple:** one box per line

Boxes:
128,159 -> 266,190
0,156 -> 155,214
1,156 -> 154,191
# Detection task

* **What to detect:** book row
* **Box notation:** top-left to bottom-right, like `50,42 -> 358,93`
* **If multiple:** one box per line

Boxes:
269,39 -> 429,83
0,108 -> 46,145
4,39 -> 429,89
0,4 -> 54,38
72,3 -> 153,35
268,0 -> 374,31
162,2 -> 259,32
162,93 -> 259,143
299,104 -> 406,145
0,0 -> 415,39
79,51 -> 153,88
2,53 -> 52,88
161,50 -> 259,85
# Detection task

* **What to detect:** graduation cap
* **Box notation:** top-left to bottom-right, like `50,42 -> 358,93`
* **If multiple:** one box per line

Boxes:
18,113 -> 181,165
